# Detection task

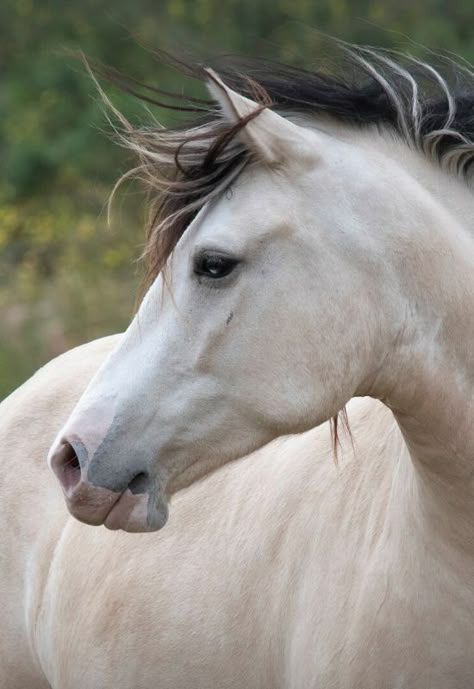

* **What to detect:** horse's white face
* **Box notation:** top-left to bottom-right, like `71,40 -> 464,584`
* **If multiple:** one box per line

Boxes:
49,75 -> 412,531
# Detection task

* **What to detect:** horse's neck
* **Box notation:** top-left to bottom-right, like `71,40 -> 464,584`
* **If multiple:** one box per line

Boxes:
380,322 -> 474,559
372,150 -> 474,541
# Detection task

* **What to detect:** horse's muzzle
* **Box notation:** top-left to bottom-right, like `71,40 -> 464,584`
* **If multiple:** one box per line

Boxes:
49,439 -> 168,532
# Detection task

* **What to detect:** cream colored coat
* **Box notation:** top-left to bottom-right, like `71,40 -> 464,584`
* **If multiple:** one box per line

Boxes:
1,335 -> 473,689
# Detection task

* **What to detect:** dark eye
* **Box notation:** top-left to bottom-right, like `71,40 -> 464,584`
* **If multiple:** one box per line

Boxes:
194,252 -> 239,279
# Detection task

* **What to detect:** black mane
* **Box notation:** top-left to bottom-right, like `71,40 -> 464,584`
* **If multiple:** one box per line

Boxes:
208,52 -> 474,163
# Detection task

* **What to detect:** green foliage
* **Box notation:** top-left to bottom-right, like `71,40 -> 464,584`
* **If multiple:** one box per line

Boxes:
1,0 -> 473,399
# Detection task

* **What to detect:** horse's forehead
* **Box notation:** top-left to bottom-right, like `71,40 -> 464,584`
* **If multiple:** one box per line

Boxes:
220,164 -> 293,213
183,166 -> 295,245
181,137 -> 393,253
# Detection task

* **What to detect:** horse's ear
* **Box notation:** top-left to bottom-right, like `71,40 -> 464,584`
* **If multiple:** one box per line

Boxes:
205,68 -> 308,166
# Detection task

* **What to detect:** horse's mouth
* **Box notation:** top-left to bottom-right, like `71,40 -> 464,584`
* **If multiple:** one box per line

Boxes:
59,477 -> 169,533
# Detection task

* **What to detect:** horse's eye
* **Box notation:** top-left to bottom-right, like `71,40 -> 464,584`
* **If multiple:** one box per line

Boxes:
194,252 -> 239,279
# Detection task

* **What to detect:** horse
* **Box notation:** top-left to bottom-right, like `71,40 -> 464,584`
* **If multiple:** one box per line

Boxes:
2,46 -> 474,687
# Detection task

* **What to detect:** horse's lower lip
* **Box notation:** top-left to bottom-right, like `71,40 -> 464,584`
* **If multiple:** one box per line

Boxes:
103,488 -> 168,532
103,489 -> 149,531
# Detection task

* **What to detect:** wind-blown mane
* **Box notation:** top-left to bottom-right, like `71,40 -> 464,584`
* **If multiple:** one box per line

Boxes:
91,45 -> 474,290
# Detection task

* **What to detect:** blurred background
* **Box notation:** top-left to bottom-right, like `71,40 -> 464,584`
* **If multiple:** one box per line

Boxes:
1,0 -> 473,400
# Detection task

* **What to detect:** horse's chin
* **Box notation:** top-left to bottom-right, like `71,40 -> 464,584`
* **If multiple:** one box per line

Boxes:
103,488 -> 169,533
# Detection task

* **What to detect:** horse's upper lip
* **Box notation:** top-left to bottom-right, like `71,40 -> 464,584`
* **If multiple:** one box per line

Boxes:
64,482 -> 122,527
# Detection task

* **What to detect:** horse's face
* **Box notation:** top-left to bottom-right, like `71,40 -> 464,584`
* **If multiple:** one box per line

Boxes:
49,75 -> 409,531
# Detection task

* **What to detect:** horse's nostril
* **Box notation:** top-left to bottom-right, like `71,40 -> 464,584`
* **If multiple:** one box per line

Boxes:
50,441 -> 82,494
128,472 -> 150,495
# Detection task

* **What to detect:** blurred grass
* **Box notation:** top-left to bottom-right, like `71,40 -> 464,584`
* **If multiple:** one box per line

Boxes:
1,0 -> 474,399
